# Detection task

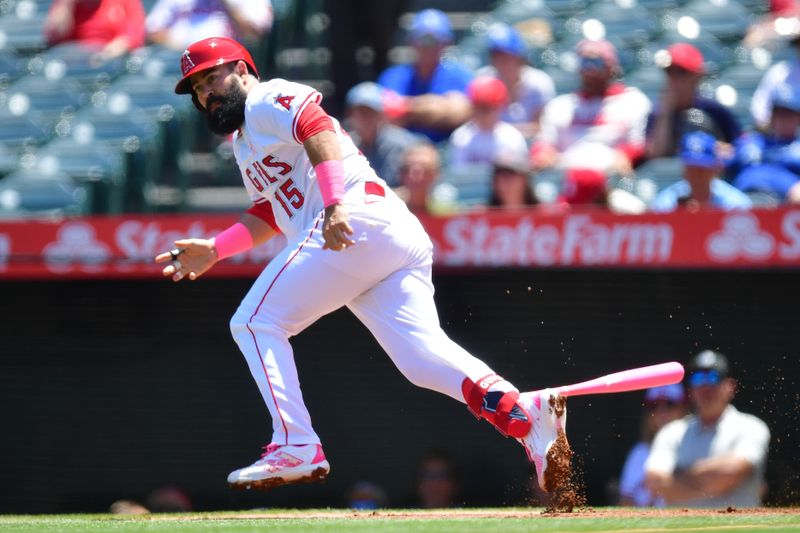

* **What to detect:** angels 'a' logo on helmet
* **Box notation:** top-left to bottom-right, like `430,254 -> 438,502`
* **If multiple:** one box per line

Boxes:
181,50 -> 196,75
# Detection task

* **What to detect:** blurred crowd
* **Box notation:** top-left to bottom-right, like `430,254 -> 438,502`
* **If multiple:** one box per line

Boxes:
1,0 -> 800,216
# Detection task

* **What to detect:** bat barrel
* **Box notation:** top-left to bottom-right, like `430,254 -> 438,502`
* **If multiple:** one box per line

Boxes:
555,362 -> 685,398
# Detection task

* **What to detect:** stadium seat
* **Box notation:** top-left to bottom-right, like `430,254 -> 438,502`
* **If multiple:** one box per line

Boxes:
71,104 -> 163,212
680,0 -> 753,44
440,163 -> 493,207
0,10 -> 47,54
579,1 -> 657,48
0,142 -> 15,178
2,75 -> 87,124
635,157 -> 684,195
34,138 -> 128,214
0,168 -> 91,217
32,42 -> 127,91
533,168 -> 564,204
624,66 -> 665,103
0,110 -> 52,154
0,50 -> 23,90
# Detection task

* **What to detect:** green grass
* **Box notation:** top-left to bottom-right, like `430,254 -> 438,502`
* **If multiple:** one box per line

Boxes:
1,509 -> 799,533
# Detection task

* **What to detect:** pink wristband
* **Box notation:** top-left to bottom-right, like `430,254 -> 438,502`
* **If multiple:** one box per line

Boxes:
315,159 -> 345,207
212,222 -> 254,260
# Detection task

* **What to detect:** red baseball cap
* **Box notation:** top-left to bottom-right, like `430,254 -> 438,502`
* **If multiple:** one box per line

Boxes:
561,168 -> 606,204
664,43 -> 705,74
576,39 -> 619,70
467,76 -> 509,107
175,36 -> 259,95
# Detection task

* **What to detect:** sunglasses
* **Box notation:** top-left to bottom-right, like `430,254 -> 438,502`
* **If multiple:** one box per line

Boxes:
688,369 -> 723,387
579,56 -> 607,72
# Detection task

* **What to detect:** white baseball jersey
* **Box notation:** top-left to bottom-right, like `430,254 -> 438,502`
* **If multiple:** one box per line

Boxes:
233,79 -> 374,241
537,83 -> 651,170
447,119 -> 529,167
223,77 -> 509,450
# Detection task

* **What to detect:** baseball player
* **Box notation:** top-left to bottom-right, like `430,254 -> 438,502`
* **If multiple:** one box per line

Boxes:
155,36 -> 567,491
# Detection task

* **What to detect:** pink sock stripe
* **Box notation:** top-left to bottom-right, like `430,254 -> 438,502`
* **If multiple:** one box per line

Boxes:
314,159 -> 345,207
213,222 -> 253,260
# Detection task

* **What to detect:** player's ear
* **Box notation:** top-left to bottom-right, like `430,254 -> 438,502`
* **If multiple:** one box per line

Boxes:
234,60 -> 249,78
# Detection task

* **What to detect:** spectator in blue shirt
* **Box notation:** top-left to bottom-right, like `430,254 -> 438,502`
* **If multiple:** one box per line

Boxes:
731,84 -> 800,202
377,9 -> 473,143
651,131 -> 752,212
646,43 -> 741,160
344,82 -> 424,187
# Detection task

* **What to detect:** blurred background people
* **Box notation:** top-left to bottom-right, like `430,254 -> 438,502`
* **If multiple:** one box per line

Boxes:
559,168 -> 647,214
145,0 -> 273,51
645,350 -> 770,508
109,485 -> 193,514
344,82 -> 422,187
488,148 -> 538,208
731,84 -> 800,203
651,131 -> 752,212
744,0 -> 800,50
394,142 -> 450,216
750,29 -> 800,129
477,22 -> 555,140
345,480 -> 389,510
447,76 -> 528,168
530,39 -> 651,176
618,385 -> 687,507
44,0 -> 145,62
378,9 -> 473,143
646,43 -> 742,160
414,448 -> 462,508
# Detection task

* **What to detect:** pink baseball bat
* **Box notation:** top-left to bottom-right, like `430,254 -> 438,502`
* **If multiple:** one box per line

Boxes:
553,362 -> 685,397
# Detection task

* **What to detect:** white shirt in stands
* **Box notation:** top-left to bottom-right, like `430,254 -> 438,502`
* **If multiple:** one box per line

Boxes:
477,64 -> 556,124
232,79 -> 375,241
146,0 -> 273,49
448,120 -> 529,167
537,84 -> 651,171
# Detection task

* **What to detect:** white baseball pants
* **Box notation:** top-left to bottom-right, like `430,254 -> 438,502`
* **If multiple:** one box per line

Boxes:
229,185 -> 500,445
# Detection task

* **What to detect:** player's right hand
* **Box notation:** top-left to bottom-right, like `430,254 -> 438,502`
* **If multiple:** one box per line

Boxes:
154,238 -> 219,282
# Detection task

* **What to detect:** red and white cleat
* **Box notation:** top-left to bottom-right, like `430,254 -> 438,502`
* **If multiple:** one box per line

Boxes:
227,443 -> 330,490
516,389 -> 568,492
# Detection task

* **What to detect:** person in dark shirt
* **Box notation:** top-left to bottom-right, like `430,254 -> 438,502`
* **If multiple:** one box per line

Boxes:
646,43 -> 741,160
731,84 -> 800,202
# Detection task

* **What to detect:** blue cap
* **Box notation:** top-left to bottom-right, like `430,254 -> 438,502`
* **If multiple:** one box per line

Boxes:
487,23 -> 527,58
409,9 -> 453,44
645,384 -> 685,403
772,84 -> 800,113
345,82 -> 384,112
679,131 -> 722,168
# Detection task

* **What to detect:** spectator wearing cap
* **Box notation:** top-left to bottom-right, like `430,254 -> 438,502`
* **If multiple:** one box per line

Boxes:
645,350 -> 770,508
646,43 -> 742,160
651,131 -> 752,212
488,148 -> 538,208
377,9 -> 473,143
476,23 -> 555,140
751,29 -> 800,129
744,0 -> 800,50
447,76 -> 529,170
619,385 -> 688,507
730,84 -> 800,203
44,0 -> 146,62
345,82 -> 424,187
560,168 -> 647,214
531,39 -> 652,177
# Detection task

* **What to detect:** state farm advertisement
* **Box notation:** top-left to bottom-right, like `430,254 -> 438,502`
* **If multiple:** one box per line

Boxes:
0,208 -> 799,278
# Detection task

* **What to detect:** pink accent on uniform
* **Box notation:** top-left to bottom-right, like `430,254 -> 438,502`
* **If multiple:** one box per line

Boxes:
314,160 -> 345,207
311,444 -> 326,464
212,222 -> 254,260
532,393 -> 542,410
245,217 -> 322,444
295,102 -> 335,143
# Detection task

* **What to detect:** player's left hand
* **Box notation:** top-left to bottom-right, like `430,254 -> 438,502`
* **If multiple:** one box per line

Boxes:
322,203 -> 355,251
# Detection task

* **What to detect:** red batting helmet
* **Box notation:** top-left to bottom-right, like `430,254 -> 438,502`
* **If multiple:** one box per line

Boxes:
174,36 -> 259,95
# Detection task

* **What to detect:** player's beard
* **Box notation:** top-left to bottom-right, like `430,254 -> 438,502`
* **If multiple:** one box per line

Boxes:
206,83 -> 247,135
